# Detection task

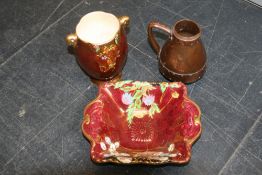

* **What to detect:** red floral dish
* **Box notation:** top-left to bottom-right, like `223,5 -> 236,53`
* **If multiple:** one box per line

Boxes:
82,81 -> 201,164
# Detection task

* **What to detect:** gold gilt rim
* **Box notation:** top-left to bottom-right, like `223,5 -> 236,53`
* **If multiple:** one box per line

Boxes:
81,81 -> 202,165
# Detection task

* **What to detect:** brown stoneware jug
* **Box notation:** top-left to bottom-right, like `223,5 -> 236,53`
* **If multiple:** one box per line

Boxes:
148,19 -> 206,83
66,11 -> 129,82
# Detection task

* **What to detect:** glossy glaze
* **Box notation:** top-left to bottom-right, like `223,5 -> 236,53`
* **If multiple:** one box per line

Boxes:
148,19 -> 207,83
66,13 -> 129,81
82,81 -> 201,164
75,30 -> 128,80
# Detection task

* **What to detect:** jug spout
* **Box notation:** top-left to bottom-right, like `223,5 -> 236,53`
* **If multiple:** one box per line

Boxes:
173,19 -> 201,43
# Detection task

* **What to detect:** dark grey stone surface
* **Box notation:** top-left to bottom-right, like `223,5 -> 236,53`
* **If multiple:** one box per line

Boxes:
0,0 -> 81,64
0,0 -> 261,174
220,115 -> 262,175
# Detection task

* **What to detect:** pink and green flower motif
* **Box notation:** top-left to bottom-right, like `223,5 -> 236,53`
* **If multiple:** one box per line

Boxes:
114,81 -> 180,125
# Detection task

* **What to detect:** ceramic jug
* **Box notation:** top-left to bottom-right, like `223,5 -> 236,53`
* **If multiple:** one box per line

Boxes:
148,19 -> 206,83
66,11 -> 129,81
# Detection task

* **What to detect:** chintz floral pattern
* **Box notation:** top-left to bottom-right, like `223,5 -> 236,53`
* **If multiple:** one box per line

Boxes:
122,92 -> 133,105
94,33 -> 121,72
99,136 -> 133,163
99,136 -> 182,164
142,95 -> 155,106
100,136 -> 120,152
115,81 -> 181,125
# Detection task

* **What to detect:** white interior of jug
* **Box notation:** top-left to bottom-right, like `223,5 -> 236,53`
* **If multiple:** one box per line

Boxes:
76,11 -> 120,45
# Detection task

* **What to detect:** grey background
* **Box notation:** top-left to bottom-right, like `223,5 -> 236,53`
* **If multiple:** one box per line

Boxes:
0,0 -> 261,174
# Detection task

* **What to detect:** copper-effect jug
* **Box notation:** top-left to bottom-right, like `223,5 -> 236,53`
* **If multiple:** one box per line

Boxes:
148,19 -> 207,83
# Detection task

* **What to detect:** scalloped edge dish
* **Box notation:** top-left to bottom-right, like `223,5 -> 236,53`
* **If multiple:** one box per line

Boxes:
82,81 -> 201,165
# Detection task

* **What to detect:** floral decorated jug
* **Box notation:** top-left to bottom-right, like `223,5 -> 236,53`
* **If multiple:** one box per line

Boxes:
66,11 -> 129,81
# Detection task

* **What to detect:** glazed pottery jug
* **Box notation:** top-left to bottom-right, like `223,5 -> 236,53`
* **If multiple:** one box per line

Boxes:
148,19 -> 206,83
66,11 -> 129,81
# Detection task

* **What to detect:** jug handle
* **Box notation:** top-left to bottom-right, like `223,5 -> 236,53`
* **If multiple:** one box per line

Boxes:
147,21 -> 171,56
66,33 -> 78,49
119,16 -> 130,29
